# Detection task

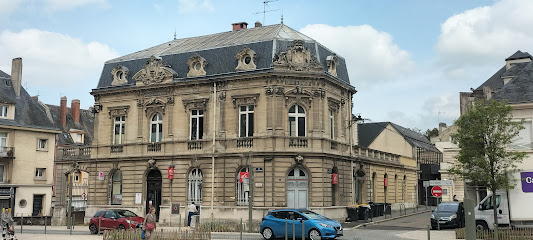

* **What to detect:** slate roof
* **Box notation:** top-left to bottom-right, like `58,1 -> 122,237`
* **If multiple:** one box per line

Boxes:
44,104 -> 94,146
0,74 -> 58,131
0,70 -> 10,79
358,122 -> 440,152
95,24 -> 351,91
474,50 -> 533,94
492,61 -> 533,103
505,50 -> 532,61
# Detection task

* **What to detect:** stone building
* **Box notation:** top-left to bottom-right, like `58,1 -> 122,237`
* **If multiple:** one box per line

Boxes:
0,58 -> 60,217
55,22 -> 417,225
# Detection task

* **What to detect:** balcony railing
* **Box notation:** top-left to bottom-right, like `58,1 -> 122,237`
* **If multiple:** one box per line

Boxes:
147,143 -> 161,152
0,147 -> 14,158
237,138 -> 253,148
110,146 -> 123,154
289,137 -> 308,148
188,141 -> 203,150
61,147 -> 91,159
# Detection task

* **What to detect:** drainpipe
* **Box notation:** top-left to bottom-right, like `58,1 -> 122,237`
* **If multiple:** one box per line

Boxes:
210,81 -> 217,219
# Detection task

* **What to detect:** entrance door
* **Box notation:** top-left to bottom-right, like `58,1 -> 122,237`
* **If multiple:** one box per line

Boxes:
287,166 -> 308,209
146,170 -> 162,220
32,195 -> 43,216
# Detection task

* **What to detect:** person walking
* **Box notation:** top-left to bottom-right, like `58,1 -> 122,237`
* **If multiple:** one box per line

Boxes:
187,202 -> 197,227
143,207 -> 157,240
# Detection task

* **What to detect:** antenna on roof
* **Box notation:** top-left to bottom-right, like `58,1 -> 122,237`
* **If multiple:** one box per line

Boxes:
281,9 -> 284,24
253,0 -> 279,25
174,28 -> 177,40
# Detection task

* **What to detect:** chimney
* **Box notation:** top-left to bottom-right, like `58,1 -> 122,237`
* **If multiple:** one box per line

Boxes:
438,122 -> 447,134
255,21 -> 262,27
71,99 -> 80,124
232,22 -> 248,31
11,58 -> 22,97
32,96 -> 39,102
60,96 -> 67,126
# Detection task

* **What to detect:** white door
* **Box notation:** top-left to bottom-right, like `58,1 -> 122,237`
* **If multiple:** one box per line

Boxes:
287,166 -> 308,209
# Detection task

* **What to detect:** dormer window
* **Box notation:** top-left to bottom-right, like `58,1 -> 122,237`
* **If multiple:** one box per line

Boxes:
111,64 -> 129,86
235,46 -> 257,71
0,105 -> 7,118
186,53 -> 207,77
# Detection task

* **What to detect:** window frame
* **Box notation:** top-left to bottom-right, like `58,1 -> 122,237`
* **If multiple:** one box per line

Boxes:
150,114 -> 163,143
113,116 -> 126,144
188,168 -> 203,204
35,168 -> 46,178
0,164 -> 4,183
330,109 -> 335,139
190,109 -> 204,140
237,166 -> 250,206
37,138 -> 48,150
0,105 -> 7,118
288,105 -> 306,137
111,170 -> 123,205
239,105 -> 254,138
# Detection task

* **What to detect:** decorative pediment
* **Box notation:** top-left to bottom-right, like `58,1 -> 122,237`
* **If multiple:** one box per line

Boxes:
144,97 -> 166,117
284,86 -> 312,107
111,64 -> 130,86
273,40 -> 323,72
133,56 -> 177,86
187,53 -> 207,77
231,93 -> 260,108
107,105 -> 130,118
235,46 -> 257,71
182,98 -> 209,112
326,54 -> 338,77
328,97 -> 341,111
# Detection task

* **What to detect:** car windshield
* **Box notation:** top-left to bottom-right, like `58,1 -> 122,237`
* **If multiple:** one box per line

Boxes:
299,210 -> 325,220
116,210 -> 138,217
435,203 -> 459,212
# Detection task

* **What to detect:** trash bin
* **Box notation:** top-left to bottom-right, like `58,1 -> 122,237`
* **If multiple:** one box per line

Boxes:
370,203 -> 379,217
384,203 -> 392,215
376,203 -> 384,216
346,207 -> 358,222
357,206 -> 370,221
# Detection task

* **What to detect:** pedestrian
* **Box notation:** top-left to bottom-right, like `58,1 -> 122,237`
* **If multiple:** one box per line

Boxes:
187,202 -> 197,227
453,195 -> 458,202
143,207 -> 156,240
1,209 -> 14,234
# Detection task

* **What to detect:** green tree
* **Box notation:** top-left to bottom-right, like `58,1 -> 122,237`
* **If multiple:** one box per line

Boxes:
424,127 -> 439,140
450,100 -> 526,235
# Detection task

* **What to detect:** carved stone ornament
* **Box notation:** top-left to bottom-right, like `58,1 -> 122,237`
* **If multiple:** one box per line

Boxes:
186,53 -> 207,77
144,97 -> 166,117
148,159 -> 156,170
285,86 -> 312,107
218,91 -> 227,101
107,105 -> 130,119
313,88 -> 326,99
235,46 -> 257,71
355,162 -> 366,177
328,97 -> 341,110
231,93 -> 260,108
273,40 -> 323,72
182,98 -> 209,112
111,64 -> 130,86
294,154 -> 304,164
265,86 -> 274,95
326,54 -> 339,77
93,104 -> 103,113
133,56 -> 177,86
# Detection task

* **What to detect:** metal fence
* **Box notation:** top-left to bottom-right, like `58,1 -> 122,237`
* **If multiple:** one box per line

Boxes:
103,229 -> 211,240
455,227 -> 533,239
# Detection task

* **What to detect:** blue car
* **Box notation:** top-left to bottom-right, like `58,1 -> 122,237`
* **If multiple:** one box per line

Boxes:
260,209 -> 343,240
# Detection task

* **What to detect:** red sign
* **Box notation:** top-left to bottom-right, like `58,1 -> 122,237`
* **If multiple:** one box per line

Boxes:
384,178 -> 388,186
332,173 -> 338,185
168,167 -> 174,179
431,186 -> 443,197
239,172 -> 249,183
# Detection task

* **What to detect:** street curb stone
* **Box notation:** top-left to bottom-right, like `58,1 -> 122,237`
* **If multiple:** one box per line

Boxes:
352,210 -> 432,229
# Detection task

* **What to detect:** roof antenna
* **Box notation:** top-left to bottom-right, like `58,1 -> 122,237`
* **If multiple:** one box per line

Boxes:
173,28 -> 177,40
281,9 -> 284,24
253,0 -> 279,25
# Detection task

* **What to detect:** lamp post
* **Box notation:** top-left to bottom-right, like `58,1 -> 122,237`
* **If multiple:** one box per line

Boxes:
67,162 -> 79,234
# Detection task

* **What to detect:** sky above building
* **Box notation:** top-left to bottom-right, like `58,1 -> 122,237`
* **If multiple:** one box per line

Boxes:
0,0 -> 531,132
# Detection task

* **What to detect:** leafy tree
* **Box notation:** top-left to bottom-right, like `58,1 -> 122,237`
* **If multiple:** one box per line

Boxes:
450,100 -> 526,234
424,127 -> 439,140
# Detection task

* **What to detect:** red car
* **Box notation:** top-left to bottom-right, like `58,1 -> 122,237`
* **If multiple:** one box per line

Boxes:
89,209 -> 144,234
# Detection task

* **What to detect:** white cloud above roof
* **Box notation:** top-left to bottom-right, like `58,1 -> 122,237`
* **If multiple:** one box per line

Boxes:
178,0 -> 214,13
300,24 -> 414,87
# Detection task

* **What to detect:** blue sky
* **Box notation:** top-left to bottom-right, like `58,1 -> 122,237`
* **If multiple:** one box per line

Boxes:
1,0 -> 532,132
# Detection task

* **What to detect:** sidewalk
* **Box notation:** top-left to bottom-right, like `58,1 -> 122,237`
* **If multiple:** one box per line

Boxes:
341,205 -> 432,229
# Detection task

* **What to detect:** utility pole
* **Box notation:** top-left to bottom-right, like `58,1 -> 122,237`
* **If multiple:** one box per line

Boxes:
210,80 -> 217,219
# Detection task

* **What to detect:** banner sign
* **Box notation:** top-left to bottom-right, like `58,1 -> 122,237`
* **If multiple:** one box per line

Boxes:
384,177 -> 388,186
168,167 -> 174,179
332,173 -> 338,185
98,171 -> 105,180
239,172 -> 249,183
521,172 -> 533,192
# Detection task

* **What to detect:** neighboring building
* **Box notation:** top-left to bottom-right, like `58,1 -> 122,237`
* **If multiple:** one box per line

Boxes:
431,123 -> 463,202
45,97 -> 94,225
0,58 -> 60,216
54,22 -> 415,226
358,122 -> 441,206
460,50 -> 533,204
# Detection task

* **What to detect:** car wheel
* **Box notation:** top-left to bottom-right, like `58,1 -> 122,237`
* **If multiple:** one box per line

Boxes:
89,224 -> 98,234
118,224 -> 126,230
261,227 -> 274,240
308,229 -> 321,240
475,221 -> 488,232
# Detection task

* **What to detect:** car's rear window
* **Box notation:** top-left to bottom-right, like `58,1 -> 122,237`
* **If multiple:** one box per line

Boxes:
93,210 -> 105,217
116,210 -> 138,217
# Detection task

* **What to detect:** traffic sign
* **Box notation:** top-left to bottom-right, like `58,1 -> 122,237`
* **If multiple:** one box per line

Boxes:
429,180 -> 453,186
431,186 -> 443,197
81,192 -> 87,200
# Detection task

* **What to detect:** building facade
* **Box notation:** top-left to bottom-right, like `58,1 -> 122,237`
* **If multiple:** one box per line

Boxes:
0,58 -> 60,217
55,23 -> 417,225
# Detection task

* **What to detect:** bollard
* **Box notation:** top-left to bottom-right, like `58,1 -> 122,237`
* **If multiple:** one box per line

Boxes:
240,218 -> 243,240
45,216 -> 47,234
427,224 -> 430,240
179,214 -> 181,232
292,219 -> 295,240
20,215 -> 23,234
285,219 -> 288,240
301,220 -> 305,240
98,217 -> 101,236
31,215 -> 33,226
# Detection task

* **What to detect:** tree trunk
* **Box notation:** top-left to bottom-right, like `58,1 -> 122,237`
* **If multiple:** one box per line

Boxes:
492,190 -> 499,240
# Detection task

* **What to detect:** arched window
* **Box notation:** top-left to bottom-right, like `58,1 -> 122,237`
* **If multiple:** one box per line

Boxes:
237,166 -> 250,205
111,170 -> 122,205
288,105 -> 306,137
188,169 -> 203,204
150,114 -> 163,142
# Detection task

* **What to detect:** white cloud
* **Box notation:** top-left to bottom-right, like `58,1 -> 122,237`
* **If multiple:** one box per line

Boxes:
43,0 -> 107,11
299,24 -> 414,87
0,29 -> 118,90
0,0 -> 22,18
178,0 -> 214,13
437,0 -> 533,69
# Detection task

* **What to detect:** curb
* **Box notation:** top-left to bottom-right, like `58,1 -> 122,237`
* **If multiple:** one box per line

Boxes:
351,210 -> 431,229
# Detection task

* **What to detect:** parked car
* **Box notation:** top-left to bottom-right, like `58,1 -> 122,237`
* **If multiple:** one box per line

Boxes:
260,209 -> 343,240
89,209 -> 144,234
430,201 -> 465,230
